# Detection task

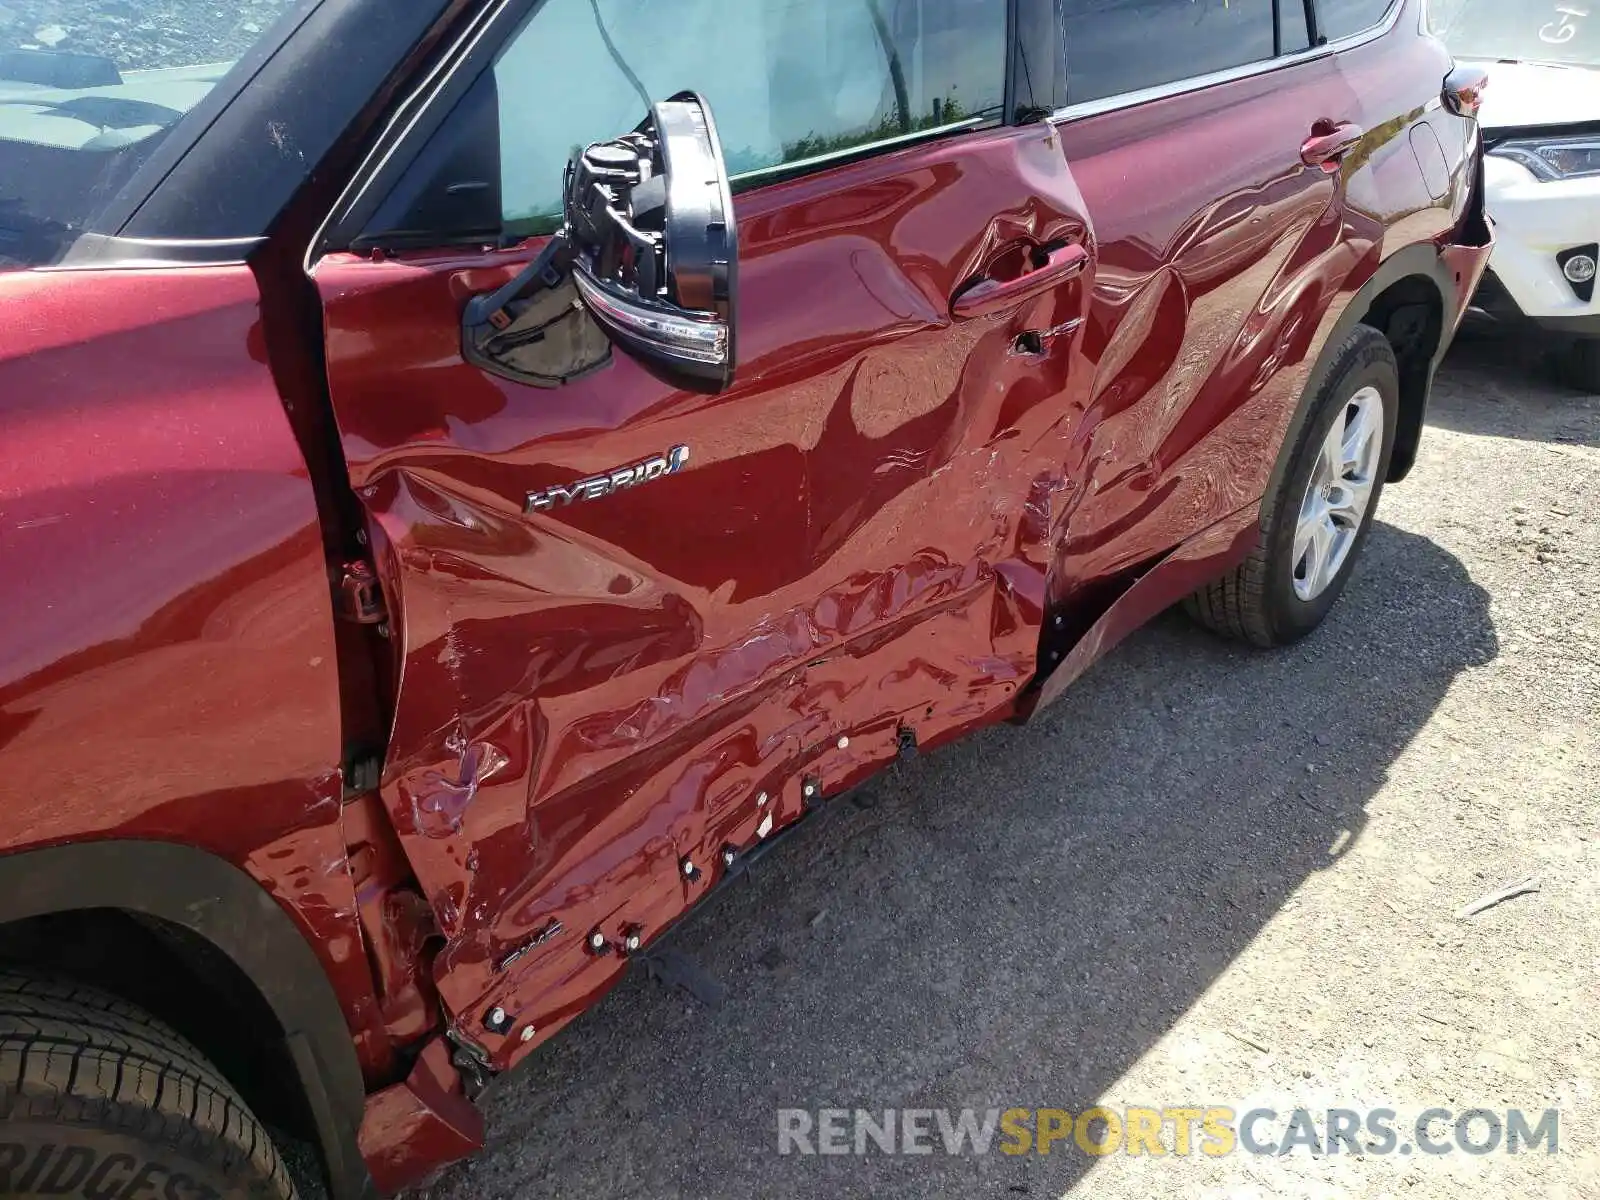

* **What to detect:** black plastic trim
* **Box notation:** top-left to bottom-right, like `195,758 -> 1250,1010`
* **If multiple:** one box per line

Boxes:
1303,0 -> 1326,46
1264,242 -> 1464,501
318,0 -> 523,254
1011,0 -> 1066,121
86,0 -> 324,237
0,841 -> 374,1200
352,65 -> 503,251
53,233 -> 267,268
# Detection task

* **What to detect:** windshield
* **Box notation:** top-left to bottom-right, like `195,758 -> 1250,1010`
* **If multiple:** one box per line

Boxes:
0,1 -> 299,269
1427,0 -> 1600,67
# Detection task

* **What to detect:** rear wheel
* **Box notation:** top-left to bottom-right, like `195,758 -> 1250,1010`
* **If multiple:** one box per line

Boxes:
1186,326 -> 1399,647
0,970 -> 297,1199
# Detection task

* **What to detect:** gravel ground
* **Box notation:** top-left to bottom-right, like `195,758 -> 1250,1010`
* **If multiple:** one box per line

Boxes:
420,320 -> 1599,1200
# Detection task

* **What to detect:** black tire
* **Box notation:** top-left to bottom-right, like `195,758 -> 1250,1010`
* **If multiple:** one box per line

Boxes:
0,971 -> 296,1200
1186,326 -> 1400,647
1562,338 -> 1600,394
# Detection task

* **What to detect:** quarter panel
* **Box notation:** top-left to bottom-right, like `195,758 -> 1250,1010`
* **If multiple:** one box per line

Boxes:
1333,2 -> 1464,253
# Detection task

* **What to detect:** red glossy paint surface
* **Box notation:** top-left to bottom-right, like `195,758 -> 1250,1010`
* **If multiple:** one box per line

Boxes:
1045,20 -> 1468,617
316,122 -> 1093,1067
310,5 -> 1479,1102
0,3 -> 1489,1194
0,267 -> 391,1076
1047,55 -> 1350,606
357,1038 -> 484,1195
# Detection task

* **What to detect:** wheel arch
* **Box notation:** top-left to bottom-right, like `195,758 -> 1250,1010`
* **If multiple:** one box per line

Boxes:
1269,243 -> 1460,504
0,840 -> 375,1200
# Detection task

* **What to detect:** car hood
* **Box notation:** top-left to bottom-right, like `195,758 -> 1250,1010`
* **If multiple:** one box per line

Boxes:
0,64 -> 224,150
1468,59 -> 1600,133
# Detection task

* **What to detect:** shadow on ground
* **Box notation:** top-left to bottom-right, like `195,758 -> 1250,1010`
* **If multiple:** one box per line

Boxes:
1428,318 -> 1600,448
421,519 -> 1495,1200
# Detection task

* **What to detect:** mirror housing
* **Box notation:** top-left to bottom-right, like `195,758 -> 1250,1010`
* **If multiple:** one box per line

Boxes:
461,91 -> 739,392
564,91 -> 739,390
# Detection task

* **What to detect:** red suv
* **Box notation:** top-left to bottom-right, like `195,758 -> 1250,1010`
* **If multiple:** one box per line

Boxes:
0,1 -> 1490,1196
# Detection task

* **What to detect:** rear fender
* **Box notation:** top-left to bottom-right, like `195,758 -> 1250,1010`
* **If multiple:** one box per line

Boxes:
1267,240 -> 1465,501
1272,152 -> 1491,494
1027,221 -> 1488,713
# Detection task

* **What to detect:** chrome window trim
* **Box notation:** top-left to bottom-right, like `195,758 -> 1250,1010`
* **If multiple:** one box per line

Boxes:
50,234 -> 267,270
1048,0 -> 1404,126
730,117 -> 992,187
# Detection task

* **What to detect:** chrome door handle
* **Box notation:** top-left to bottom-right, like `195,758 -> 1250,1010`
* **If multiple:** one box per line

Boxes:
1301,122 -> 1364,172
951,242 -> 1090,320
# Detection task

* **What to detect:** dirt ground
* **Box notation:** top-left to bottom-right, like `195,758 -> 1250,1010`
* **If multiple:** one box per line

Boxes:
419,320 -> 1600,1200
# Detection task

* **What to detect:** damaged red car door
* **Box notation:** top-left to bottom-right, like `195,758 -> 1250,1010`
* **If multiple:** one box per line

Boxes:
311,0 -> 1084,1069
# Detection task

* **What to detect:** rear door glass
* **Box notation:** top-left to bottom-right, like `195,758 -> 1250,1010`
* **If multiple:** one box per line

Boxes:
1316,0 -> 1396,42
1061,0 -> 1279,104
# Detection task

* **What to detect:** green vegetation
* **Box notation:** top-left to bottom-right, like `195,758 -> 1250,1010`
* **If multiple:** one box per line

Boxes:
503,95 -> 991,238
778,96 -> 973,163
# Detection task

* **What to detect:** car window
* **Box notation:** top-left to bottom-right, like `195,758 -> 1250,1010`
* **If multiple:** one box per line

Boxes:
1061,0 -> 1279,105
1316,0 -> 1397,42
1280,0 -> 1312,55
1426,0 -> 1600,67
0,0 -> 301,270
494,0 -> 1007,236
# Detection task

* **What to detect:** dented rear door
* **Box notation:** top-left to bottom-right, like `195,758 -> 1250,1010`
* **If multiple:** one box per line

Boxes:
312,0 -> 1081,1067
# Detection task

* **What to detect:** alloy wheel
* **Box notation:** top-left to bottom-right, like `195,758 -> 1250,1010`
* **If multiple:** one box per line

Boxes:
1291,385 -> 1385,602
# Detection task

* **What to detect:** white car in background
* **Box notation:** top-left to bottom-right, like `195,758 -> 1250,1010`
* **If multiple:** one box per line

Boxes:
1429,0 -> 1600,389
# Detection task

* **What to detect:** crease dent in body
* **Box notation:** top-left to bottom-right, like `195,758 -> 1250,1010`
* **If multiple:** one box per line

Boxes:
405,733 -> 511,838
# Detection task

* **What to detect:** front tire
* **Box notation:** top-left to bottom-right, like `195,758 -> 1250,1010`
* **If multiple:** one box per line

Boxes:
0,971 -> 297,1200
1561,338 -> 1600,394
1186,326 -> 1399,647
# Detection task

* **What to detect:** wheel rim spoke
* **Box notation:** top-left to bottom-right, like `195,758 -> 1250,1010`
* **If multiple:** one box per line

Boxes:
1326,407 -> 1350,480
1325,481 -> 1363,525
1293,518 -> 1317,580
1291,385 -> 1385,602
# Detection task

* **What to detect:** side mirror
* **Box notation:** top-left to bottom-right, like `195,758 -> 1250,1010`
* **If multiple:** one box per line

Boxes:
461,92 -> 739,392
565,92 -> 739,390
